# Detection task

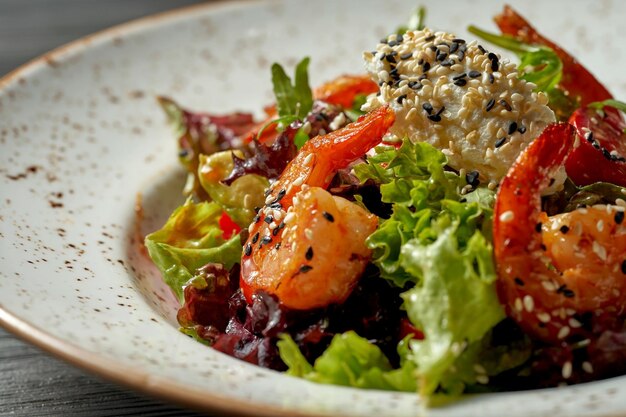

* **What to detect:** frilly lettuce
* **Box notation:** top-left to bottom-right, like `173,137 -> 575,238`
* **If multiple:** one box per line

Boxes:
278,331 -> 417,392
145,199 -> 242,302
355,138 -> 528,398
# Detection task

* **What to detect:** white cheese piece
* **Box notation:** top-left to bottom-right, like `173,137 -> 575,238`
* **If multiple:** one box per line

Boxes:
363,29 -> 558,186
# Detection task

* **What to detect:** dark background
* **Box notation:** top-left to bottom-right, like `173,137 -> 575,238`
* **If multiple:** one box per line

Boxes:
0,2 -> 220,415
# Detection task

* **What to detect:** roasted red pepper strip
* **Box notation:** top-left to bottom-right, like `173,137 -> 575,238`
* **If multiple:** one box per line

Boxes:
494,5 -> 612,106
218,211 -> 241,240
566,106 -> 626,186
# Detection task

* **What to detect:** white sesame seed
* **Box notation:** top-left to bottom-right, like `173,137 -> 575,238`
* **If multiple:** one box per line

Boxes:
523,295 -> 534,312
292,176 -> 304,187
303,153 -> 314,166
573,222 -> 583,236
273,210 -> 283,221
265,194 -> 274,205
557,326 -> 570,340
268,222 -> 277,230
499,210 -> 515,222
592,241 -> 608,261
283,212 -> 295,225
568,318 -> 582,328
561,361 -> 572,379
582,361 -> 594,374
596,220 -> 604,232
541,280 -> 557,292
476,375 -> 490,384
514,297 -> 523,312
537,312 -> 551,323
616,198 -> 626,208
304,228 -> 313,240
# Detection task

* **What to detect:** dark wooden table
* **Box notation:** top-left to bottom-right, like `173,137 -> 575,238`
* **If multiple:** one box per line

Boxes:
0,2 -> 217,415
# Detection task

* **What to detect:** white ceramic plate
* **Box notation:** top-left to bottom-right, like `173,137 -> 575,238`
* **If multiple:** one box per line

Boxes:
1,1 -> 625,416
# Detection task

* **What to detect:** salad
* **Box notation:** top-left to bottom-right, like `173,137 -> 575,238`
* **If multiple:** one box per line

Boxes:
145,5 -> 626,401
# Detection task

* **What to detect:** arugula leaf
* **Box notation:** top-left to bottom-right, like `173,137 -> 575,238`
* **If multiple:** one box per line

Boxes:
588,99 -> 626,120
467,26 -> 562,92
278,332 -> 417,392
145,199 -> 242,302
271,57 -> 313,124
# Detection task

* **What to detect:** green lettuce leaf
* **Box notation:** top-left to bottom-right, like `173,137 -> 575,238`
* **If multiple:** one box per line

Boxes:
197,151 -> 269,227
354,139 -> 493,286
145,199 -> 242,302
401,226 -> 505,396
278,332 -> 417,392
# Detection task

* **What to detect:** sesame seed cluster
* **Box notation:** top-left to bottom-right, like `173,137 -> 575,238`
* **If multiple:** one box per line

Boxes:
362,29 -> 557,184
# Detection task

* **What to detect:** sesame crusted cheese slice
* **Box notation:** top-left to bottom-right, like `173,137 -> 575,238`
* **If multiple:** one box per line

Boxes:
362,29 -> 557,185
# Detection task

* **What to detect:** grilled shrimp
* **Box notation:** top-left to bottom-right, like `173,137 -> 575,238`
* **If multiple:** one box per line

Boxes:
494,123 -> 626,344
240,106 -> 395,310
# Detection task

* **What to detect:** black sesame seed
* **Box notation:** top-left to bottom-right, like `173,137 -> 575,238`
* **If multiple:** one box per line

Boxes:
275,242 -> 281,250
495,137 -> 507,148
514,277 -> 525,286
380,38 -> 388,44
562,288 -> 575,298
178,149 -> 189,158
272,227 -> 280,236
585,132 -> 594,142
518,125 -> 527,134
622,260 -> 626,274
252,232 -> 259,244
244,243 -> 252,256
418,58 -> 424,65
253,214 -> 260,223
408,80 -> 419,89
592,141 -> 601,150
436,52 -> 448,62
270,202 -> 283,210
535,222 -> 543,233
264,215 -> 274,224
422,62 -> 431,72
454,78 -> 467,87
322,211 -> 335,222
305,246 -> 314,260
384,54 -> 396,64
397,34 -> 404,43
488,52 -> 499,71
400,52 -> 412,60
452,38 -> 466,44
396,94 -> 407,104
478,45 -> 487,54
388,40 -> 398,47
435,106 -> 446,116
468,70 -> 481,78
300,265 -> 313,273
428,114 -> 442,122
465,170 -> 480,187
560,225 -> 570,234
449,42 -> 459,54
452,73 -> 467,81
261,236 -> 272,244
457,49 -> 465,61
508,122 -> 518,135
615,211 -> 624,225
486,98 -> 495,112
440,59 -> 454,67
499,99 -> 512,111
422,102 -> 433,114
264,188 -> 272,197
389,68 -> 399,79
271,188 -> 286,204
425,34 -> 436,42
602,148 -> 612,160
488,73 -> 495,84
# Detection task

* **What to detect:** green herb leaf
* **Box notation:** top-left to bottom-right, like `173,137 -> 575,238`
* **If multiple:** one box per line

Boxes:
293,127 -> 309,150
588,99 -> 626,116
467,25 -> 562,92
271,57 -> 313,126
397,5 -> 427,34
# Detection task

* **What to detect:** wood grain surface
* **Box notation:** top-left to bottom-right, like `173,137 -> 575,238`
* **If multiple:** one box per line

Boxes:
0,1 -> 218,415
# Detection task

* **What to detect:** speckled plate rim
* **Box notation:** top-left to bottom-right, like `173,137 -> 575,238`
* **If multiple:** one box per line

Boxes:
0,2 -> 317,416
